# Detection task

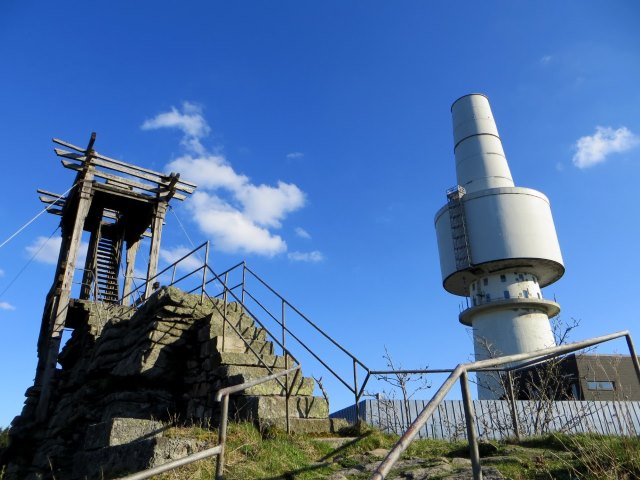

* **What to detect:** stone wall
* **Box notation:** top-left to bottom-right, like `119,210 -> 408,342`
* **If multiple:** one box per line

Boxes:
2,287 -> 331,479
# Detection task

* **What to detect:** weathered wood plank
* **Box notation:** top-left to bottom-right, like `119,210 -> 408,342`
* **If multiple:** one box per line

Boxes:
60,159 -> 187,201
52,137 -> 86,153
54,147 -> 195,193
39,195 -> 66,205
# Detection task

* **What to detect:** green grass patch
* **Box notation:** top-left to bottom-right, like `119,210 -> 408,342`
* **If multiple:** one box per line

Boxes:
141,422 -> 640,479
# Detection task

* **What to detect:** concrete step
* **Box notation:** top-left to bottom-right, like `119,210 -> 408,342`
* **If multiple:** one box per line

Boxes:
216,365 -> 314,396
231,395 -> 329,420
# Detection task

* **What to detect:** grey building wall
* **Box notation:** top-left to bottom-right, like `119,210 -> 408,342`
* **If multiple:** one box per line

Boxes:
573,354 -> 640,401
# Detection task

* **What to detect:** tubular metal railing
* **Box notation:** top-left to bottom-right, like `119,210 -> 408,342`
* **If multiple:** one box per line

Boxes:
77,240 -> 373,423
145,244 -> 375,421
369,330 -> 640,480
115,366 -> 301,480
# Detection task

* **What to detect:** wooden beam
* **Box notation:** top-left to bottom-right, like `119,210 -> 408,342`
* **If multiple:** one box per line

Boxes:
39,195 -> 67,206
54,146 -> 196,193
61,159 -> 186,198
37,188 -> 67,198
52,137 -> 86,153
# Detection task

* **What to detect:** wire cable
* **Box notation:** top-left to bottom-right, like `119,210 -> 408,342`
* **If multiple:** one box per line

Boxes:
168,205 -> 197,249
0,181 -> 78,250
0,226 -> 60,300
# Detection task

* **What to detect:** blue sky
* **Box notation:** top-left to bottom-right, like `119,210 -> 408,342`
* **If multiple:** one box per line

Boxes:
1,1 -> 639,427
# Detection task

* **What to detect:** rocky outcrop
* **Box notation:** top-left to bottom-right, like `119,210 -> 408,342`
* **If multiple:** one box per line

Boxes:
2,287 -> 330,479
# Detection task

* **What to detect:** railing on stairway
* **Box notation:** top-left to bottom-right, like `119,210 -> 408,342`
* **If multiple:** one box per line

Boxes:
106,240 -> 375,423
115,366 -> 301,480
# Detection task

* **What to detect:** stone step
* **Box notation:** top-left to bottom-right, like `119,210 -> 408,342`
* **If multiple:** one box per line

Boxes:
215,365 -> 314,396
198,323 -> 265,345
84,417 -> 165,450
257,417 -> 339,434
73,436 -> 208,479
210,336 -> 274,355
231,395 -> 329,420
210,351 -> 289,369
208,310 -> 255,330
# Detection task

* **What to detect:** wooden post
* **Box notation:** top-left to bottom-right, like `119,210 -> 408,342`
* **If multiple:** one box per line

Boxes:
144,201 -> 167,299
122,236 -> 142,306
36,172 -> 94,420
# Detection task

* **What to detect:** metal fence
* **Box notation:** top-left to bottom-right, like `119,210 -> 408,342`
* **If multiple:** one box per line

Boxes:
332,398 -> 640,440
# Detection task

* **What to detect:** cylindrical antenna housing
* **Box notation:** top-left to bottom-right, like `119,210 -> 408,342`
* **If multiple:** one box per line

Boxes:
452,94 -> 514,194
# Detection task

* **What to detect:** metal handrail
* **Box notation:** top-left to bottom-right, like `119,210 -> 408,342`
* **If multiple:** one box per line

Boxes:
370,330 -> 640,480
115,240 -> 372,426
203,265 -> 301,368
115,366 -> 301,480
118,241 -> 209,305
214,365 -> 301,479
241,264 -> 371,415
244,264 -> 369,369
200,288 -> 299,393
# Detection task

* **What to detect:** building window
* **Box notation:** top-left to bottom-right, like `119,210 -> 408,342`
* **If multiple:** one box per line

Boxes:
485,293 -> 491,302
472,283 -> 475,291
587,381 -> 615,391
483,278 -> 488,286
537,293 -> 541,299
500,274 -> 506,282
518,274 -> 524,281
503,291 -> 510,299
523,290 -> 529,299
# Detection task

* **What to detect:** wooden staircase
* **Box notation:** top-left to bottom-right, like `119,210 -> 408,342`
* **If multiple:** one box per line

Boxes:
95,235 -> 120,303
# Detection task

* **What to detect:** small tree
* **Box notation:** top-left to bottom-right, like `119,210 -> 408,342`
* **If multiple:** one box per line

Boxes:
475,317 -> 595,437
372,346 -> 431,432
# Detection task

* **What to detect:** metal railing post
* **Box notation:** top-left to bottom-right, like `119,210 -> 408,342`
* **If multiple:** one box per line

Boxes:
282,300 -> 290,434
372,367 -> 464,480
241,261 -> 246,304
201,241 -> 209,303
505,371 -> 521,441
625,334 -> 640,385
216,395 -> 229,480
222,272 -> 228,351
353,359 -> 360,422
461,371 -> 482,480
171,265 -> 177,285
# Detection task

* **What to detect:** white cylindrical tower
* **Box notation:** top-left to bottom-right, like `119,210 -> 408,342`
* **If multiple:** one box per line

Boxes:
434,94 -> 564,399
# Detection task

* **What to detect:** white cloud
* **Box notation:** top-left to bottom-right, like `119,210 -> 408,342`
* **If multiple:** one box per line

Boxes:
142,102 -> 210,154
0,268 -> 4,277
26,237 -> 88,266
236,182 -> 305,228
0,301 -> 15,311
286,152 -> 304,159
288,250 -> 325,263
167,155 -> 248,191
540,54 -> 552,65
160,246 -> 206,272
188,192 -> 286,256
145,103 -> 309,257
295,227 -> 311,239
573,126 -> 640,169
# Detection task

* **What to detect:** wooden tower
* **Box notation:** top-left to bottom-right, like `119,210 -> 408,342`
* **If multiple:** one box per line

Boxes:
33,133 -> 196,419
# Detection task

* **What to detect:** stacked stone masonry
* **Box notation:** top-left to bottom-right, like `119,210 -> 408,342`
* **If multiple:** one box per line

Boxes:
2,287 -> 330,479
